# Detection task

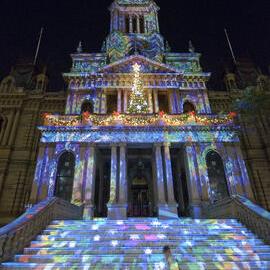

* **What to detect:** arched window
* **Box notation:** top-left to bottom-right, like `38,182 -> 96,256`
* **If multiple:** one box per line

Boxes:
206,151 -> 229,202
37,80 -> 43,90
81,100 -> 93,114
55,152 -> 75,202
183,101 -> 196,113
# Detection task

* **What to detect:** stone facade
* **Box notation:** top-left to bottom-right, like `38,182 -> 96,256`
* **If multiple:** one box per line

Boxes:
0,0 -> 269,225
0,63 -> 66,225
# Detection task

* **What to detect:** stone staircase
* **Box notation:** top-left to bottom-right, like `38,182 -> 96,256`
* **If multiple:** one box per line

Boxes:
1,218 -> 270,269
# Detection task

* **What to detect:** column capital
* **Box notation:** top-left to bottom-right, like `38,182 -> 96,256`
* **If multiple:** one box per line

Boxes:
79,142 -> 89,148
163,142 -> 171,148
118,143 -> 127,148
110,143 -> 118,148
153,143 -> 163,149
86,143 -> 96,148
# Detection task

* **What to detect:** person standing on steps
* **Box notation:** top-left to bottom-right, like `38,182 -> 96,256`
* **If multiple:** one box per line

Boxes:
163,245 -> 181,270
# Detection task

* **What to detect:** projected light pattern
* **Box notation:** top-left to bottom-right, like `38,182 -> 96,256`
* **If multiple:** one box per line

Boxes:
3,218 -> 270,269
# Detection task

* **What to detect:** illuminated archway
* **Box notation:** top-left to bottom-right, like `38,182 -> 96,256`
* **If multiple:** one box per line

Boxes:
183,101 -> 196,113
206,151 -> 229,202
54,152 -> 75,202
81,100 -> 94,114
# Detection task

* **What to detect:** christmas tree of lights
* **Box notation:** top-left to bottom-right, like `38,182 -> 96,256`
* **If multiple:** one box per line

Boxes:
128,63 -> 149,114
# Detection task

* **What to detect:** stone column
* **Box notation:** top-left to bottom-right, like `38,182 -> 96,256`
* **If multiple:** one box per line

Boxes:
118,143 -> 128,218
8,109 -> 20,146
124,90 -> 128,113
83,145 -> 96,219
168,91 -> 174,114
136,15 -> 140,33
117,89 -> 122,113
225,144 -> 244,196
107,145 -> 120,219
129,16 -> 133,33
162,143 -> 178,218
183,143 -> 202,218
153,91 -> 159,113
148,89 -> 154,113
40,144 -> 56,200
71,144 -> 87,205
163,144 -> 175,202
109,145 -> 118,204
154,144 -> 166,204
155,13 -> 160,32
29,144 -> 46,204
155,144 -> 177,219
1,110 -> 14,146
235,144 -> 254,200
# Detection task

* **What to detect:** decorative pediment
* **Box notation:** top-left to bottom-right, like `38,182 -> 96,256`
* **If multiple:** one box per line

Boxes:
99,55 -> 182,74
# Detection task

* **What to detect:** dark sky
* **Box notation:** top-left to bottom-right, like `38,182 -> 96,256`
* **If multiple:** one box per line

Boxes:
0,0 -> 269,90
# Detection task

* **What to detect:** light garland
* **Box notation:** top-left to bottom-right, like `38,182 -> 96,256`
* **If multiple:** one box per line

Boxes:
43,111 -> 237,127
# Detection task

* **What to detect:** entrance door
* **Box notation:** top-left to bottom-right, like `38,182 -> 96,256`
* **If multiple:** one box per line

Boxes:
131,186 -> 149,217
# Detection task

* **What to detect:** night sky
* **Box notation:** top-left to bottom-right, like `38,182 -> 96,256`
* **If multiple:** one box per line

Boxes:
0,0 -> 269,90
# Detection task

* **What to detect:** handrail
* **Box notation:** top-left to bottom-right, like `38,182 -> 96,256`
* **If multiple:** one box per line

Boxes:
0,197 -> 83,262
231,195 -> 270,244
205,195 -> 270,244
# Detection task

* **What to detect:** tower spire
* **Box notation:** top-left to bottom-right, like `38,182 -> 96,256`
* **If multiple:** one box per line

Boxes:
77,41 -> 83,53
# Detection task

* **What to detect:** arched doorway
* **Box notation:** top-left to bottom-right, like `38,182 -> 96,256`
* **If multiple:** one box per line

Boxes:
128,154 -> 153,217
206,151 -> 229,202
81,100 -> 93,114
183,101 -> 196,113
54,152 -> 75,202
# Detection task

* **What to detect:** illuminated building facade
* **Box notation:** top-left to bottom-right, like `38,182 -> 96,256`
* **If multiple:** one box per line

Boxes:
28,0 -> 254,220
1,0 -> 270,226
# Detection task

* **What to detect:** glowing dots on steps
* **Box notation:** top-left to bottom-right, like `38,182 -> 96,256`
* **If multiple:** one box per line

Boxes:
130,234 -> 140,240
94,235 -> 101,241
144,248 -> 153,255
69,241 -> 76,248
116,220 -> 124,225
157,234 -> 167,240
151,221 -> 162,227
154,262 -> 166,270
92,224 -> 99,230
111,240 -> 119,247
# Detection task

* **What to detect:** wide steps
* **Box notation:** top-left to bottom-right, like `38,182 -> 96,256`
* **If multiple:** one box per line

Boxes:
29,240 -> 265,250
2,218 -> 270,270
14,253 -> 270,263
2,262 -> 270,270
24,246 -> 270,255
44,227 -> 251,234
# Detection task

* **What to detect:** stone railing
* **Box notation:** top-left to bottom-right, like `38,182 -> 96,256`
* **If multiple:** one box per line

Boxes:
205,195 -> 270,244
0,197 -> 83,262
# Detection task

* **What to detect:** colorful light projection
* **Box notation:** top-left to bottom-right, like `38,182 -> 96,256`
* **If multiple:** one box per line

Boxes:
4,218 -> 270,270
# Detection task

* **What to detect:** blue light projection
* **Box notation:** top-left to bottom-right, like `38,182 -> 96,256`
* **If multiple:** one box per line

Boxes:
3,217 -> 270,270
